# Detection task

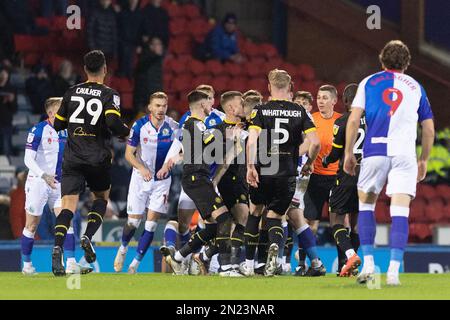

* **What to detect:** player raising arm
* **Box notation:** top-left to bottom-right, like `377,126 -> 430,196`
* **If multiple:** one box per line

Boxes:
344,40 -> 435,286
51,50 -> 130,276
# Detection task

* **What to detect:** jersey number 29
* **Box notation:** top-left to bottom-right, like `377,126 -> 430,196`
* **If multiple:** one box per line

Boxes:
69,97 -> 103,125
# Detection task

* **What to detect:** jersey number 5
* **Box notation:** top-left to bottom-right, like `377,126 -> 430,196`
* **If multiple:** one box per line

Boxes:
69,97 -> 103,125
274,118 -> 289,144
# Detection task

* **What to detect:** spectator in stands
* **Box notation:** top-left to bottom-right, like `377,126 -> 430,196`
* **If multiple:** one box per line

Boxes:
41,0 -> 69,17
0,0 -> 47,35
0,67 -> 17,156
203,13 -> 244,63
0,194 -> 13,240
52,60 -> 81,97
117,0 -> 144,78
133,37 -> 164,112
142,0 -> 170,47
25,64 -> 53,115
9,170 -> 27,239
87,0 -> 118,61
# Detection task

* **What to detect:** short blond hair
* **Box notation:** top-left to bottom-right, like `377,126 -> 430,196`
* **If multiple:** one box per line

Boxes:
243,89 -> 262,100
268,69 -> 291,89
196,84 -> 215,96
149,91 -> 168,104
45,97 -> 62,112
243,95 -> 262,109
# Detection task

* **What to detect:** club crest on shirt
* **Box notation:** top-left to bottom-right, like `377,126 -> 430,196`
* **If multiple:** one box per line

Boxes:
333,124 -> 339,136
162,128 -> 170,136
113,95 -> 120,110
251,109 -> 257,119
208,119 -> 216,126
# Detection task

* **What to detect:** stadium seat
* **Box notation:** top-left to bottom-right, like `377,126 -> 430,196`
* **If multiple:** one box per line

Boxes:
173,74 -> 194,93
189,59 -> 206,75
120,92 -> 134,110
205,60 -> 225,76
189,18 -> 212,39
228,77 -> 249,93
183,4 -> 201,20
245,61 -> 266,78
263,57 -> 285,73
166,2 -> 183,19
223,62 -> 244,77
376,201 -> 390,223
169,36 -> 192,55
443,204 -> 450,222
281,62 -> 298,79
210,75 -> 231,93
298,64 -> 316,81
247,78 -> 267,95
259,43 -> 278,59
410,198 -> 427,223
169,18 -> 188,36
241,40 -> 260,58
409,223 -> 432,242
192,75 -> 213,88
417,183 -> 435,200
436,184 -> 450,203
427,202 -> 446,223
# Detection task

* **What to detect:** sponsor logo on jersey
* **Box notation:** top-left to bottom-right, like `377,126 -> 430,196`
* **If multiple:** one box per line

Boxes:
333,124 -> 339,136
27,133 -> 35,143
113,95 -> 120,110
143,137 -> 148,144
250,109 -> 257,119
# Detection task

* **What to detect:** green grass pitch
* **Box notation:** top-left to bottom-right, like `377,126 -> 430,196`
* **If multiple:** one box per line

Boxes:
1,273 -> 449,300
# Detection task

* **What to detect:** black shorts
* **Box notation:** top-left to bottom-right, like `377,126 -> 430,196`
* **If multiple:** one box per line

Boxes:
249,176 -> 296,215
181,173 -> 224,220
218,173 -> 249,211
61,160 -> 111,196
303,173 -> 336,221
329,172 -> 359,215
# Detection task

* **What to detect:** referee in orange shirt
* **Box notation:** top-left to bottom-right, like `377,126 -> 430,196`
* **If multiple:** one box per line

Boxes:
304,85 -> 341,231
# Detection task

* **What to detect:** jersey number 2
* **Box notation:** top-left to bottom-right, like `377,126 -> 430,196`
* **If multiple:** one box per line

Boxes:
354,128 -> 365,154
69,97 -> 103,125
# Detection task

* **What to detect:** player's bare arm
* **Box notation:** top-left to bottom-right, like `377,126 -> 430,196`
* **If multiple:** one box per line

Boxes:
156,138 -> 183,179
246,126 -> 261,188
213,126 -> 243,188
301,130 -> 320,176
299,137 -> 310,156
344,108 -> 364,176
125,144 -> 152,182
417,118 -> 435,182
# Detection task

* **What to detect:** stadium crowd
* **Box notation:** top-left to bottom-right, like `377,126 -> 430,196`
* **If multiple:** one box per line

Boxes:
0,0 -> 449,246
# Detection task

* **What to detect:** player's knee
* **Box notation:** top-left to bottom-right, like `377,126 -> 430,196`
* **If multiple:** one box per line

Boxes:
145,221 -> 158,232
127,217 -> 141,229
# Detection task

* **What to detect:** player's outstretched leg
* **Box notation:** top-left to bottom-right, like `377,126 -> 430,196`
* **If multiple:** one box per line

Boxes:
295,225 -> 326,277
81,198 -> 107,263
64,227 -> 94,275
387,206 -> 409,286
21,228 -> 37,275
242,214 -> 261,276
53,208 -> 75,276
333,224 -> 361,277
128,221 -> 157,274
161,224 -> 217,275
356,202 -> 376,284
114,217 -> 141,272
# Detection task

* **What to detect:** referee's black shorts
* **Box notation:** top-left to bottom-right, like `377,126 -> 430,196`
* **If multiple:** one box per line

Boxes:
329,171 -> 359,215
181,173 -> 224,220
249,176 -> 296,215
303,173 -> 336,221
218,172 -> 249,211
61,160 -> 111,196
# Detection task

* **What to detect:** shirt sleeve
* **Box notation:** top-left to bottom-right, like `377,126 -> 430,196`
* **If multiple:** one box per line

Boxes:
418,85 -> 433,122
104,89 -> 122,117
301,108 -> 316,134
351,78 -> 368,110
127,121 -> 140,147
248,107 -> 263,131
25,126 -> 42,151
326,118 -> 345,164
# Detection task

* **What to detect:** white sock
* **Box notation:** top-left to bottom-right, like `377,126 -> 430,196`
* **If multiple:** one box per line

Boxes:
363,255 -> 375,272
67,257 -> 76,264
256,262 -> 265,269
119,245 -> 128,254
246,259 -> 254,269
23,261 -> 32,268
201,251 -> 210,262
281,256 -> 286,265
388,260 -> 401,275
345,249 -> 356,259
311,258 -> 322,268
174,251 -> 184,262
130,258 -> 140,268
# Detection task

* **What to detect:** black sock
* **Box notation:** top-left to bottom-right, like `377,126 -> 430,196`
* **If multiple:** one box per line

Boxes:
298,248 -> 307,266
257,229 -> 268,264
180,223 -> 217,258
350,232 -> 360,254
284,224 -> 293,264
231,223 -> 245,266
244,215 -> 261,260
203,241 -> 219,260
266,217 -> 284,249
84,199 -> 107,240
54,209 -> 74,248
332,224 -> 353,267
216,212 -> 232,268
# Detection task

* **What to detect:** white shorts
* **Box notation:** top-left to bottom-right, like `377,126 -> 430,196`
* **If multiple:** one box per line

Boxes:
127,171 -> 171,215
358,155 -> 418,198
291,175 -> 310,210
25,175 -> 61,216
178,187 -> 196,211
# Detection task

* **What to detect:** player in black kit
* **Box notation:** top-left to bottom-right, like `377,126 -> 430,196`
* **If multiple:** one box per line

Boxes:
161,90 -> 242,276
246,69 -> 321,276
51,50 -> 130,276
322,83 -> 365,277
